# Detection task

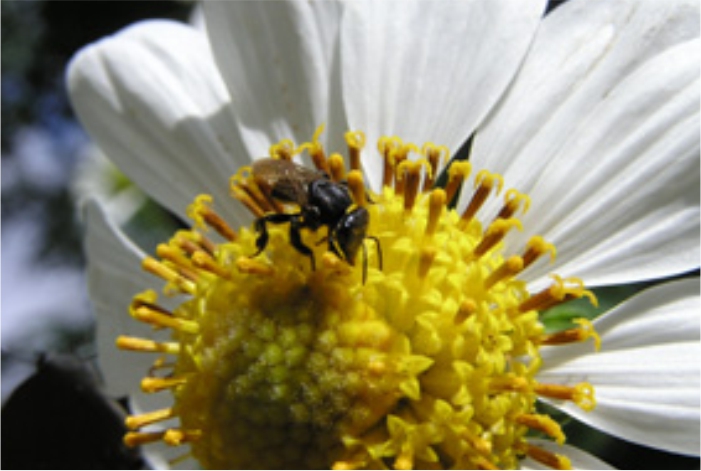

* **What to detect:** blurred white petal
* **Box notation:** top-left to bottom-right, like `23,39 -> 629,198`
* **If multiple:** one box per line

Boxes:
539,279 -> 700,455
340,0 -> 547,190
203,0 -> 347,156
67,20 -> 250,225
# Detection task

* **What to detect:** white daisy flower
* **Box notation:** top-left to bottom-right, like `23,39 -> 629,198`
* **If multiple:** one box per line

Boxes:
67,0 -> 699,469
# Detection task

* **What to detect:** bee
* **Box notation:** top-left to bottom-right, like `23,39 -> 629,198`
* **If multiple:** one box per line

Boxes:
248,158 -> 381,282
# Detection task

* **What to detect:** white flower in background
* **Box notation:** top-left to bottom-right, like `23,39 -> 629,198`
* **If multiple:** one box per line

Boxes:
67,0 -> 699,469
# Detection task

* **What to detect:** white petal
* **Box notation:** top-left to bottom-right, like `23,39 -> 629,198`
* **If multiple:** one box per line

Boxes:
341,0 -> 547,190
538,279 -> 700,456
67,20 -> 250,225
203,1 -> 347,156
85,200 -> 177,397
521,439 -> 614,470
468,0 -> 700,287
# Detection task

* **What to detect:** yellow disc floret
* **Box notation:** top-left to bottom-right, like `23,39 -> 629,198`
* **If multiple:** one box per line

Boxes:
119,127 -> 599,470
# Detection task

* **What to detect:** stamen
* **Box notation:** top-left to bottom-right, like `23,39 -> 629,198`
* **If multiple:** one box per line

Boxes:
124,431 -> 165,447
142,257 -> 196,294
534,382 -> 596,411
484,256 -> 524,290
192,251 -> 230,279
521,236 -> 557,270
519,276 -> 597,313
392,143 -> 419,195
328,153 -> 346,182
155,245 -> 199,282
540,318 -> 601,351
523,443 -> 571,470
163,428 -> 203,446
488,375 -> 529,393
473,218 -> 523,258
454,298 -> 477,325
460,430 -> 492,455
347,170 -> 367,207
345,130 -> 366,172
424,189 -> 446,239
421,143 -> 448,192
444,161 -> 471,205
418,246 -> 437,279
397,160 -> 429,213
494,189 -> 530,221
298,124 -> 330,173
230,183 -> 266,218
126,407 -> 175,430
187,195 -> 237,241
141,376 -> 188,393
116,335 -> 181,355
269,139 -> 295,161
474,456 -> 499,470
461,170 -> 504,226
515,414 -> 565,444
236,256 -> 275,275
378,136 -> 402,187
131,306 -> 200,334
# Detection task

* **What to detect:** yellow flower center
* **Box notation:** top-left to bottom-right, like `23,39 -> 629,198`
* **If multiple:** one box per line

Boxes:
117,128 -> 600,469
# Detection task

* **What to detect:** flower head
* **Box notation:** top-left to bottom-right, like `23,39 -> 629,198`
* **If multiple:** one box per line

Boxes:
68,0 -> 699,468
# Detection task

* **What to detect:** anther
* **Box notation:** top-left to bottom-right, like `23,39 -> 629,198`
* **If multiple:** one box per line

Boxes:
141,376 -> 188,393
155,245 -> 199,282
347,170 -> 367,207
534,382 -> 596,411
494,189 -> 530,221
421,143 -> 448,192
124,431 -> 165,447
516,414 -> 565,444
444,161 -> 471,205
269,139 -> 295,161
116,335 -> 181,355
142,257 -> 196,294
488,375 -> 529,393
461,170 -> 504,226
125,407 -> 175,430
187,195 -> 237,241
236,256 -> 275,275
521,236 -> 557,270
328,153 -> 346,182
519,276 -> 597,313
131,306 -> 200,334
345,130 -> 366,172
424,189 -> 446,239
163,428 -> 203,446
418,246 -> 437,279
523,443 -> 572,470
540,318 -> 601,351
192,251 -> 230,279
461,430 -> 492,456
231,181 -> 266,218
484,255 -> 524,290
473,218 -> 523,258
397,160 -> 428,213
454,298 -> 477,325
298,124 -> 330,173
378,136 -> 402,187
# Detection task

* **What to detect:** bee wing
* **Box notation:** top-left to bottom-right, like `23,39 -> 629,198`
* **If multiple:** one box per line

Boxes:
252,158 -> 321,206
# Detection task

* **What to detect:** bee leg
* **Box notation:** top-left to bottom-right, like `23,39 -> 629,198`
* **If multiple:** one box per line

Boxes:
288,215 -> 316,271
251,213 -> 294,257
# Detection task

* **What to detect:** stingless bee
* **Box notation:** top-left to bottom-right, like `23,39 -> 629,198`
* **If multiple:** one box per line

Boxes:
248,158 -> 382,282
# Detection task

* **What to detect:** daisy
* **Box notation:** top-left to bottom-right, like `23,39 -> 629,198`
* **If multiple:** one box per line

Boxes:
67,0 -> 699,469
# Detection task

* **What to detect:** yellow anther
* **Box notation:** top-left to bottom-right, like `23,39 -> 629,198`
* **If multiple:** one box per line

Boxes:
533,382 -> 596,412
328,153 -> 346,182
461,170 -> 504,225
269,139 -> 296,161
424,189 -> 446,240
444,161 -> 472,204
390,143 -> 419,195
186,196 -> 237,241
126,407 -> 175,430
236,256 -> 275,276
484,255 -> 524,289
473,218 -> 523,258
454,298 -> 477,325
519,275 -> 597,313
516,414 -> 565,444
347,171 -> 367,208
495,189 -> 531,221
191,251 -> 230,279
131,306 -> 200,334
142,257 -> 196,294
345,130 -> 366,172
421,143 -> 449,191
378,136 -> 403,187
140,376 -> 188,393
397,159 -> 430,212
524,443 -> 572,470
124,431 -> 165,447
489,375 -> 529,393
298,124 -> 330,173
521,236 -> 557,269
163,428 -> 203,446
540,318 -> 601,351
116,335 -> 181,355
418,246 -> 437,279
